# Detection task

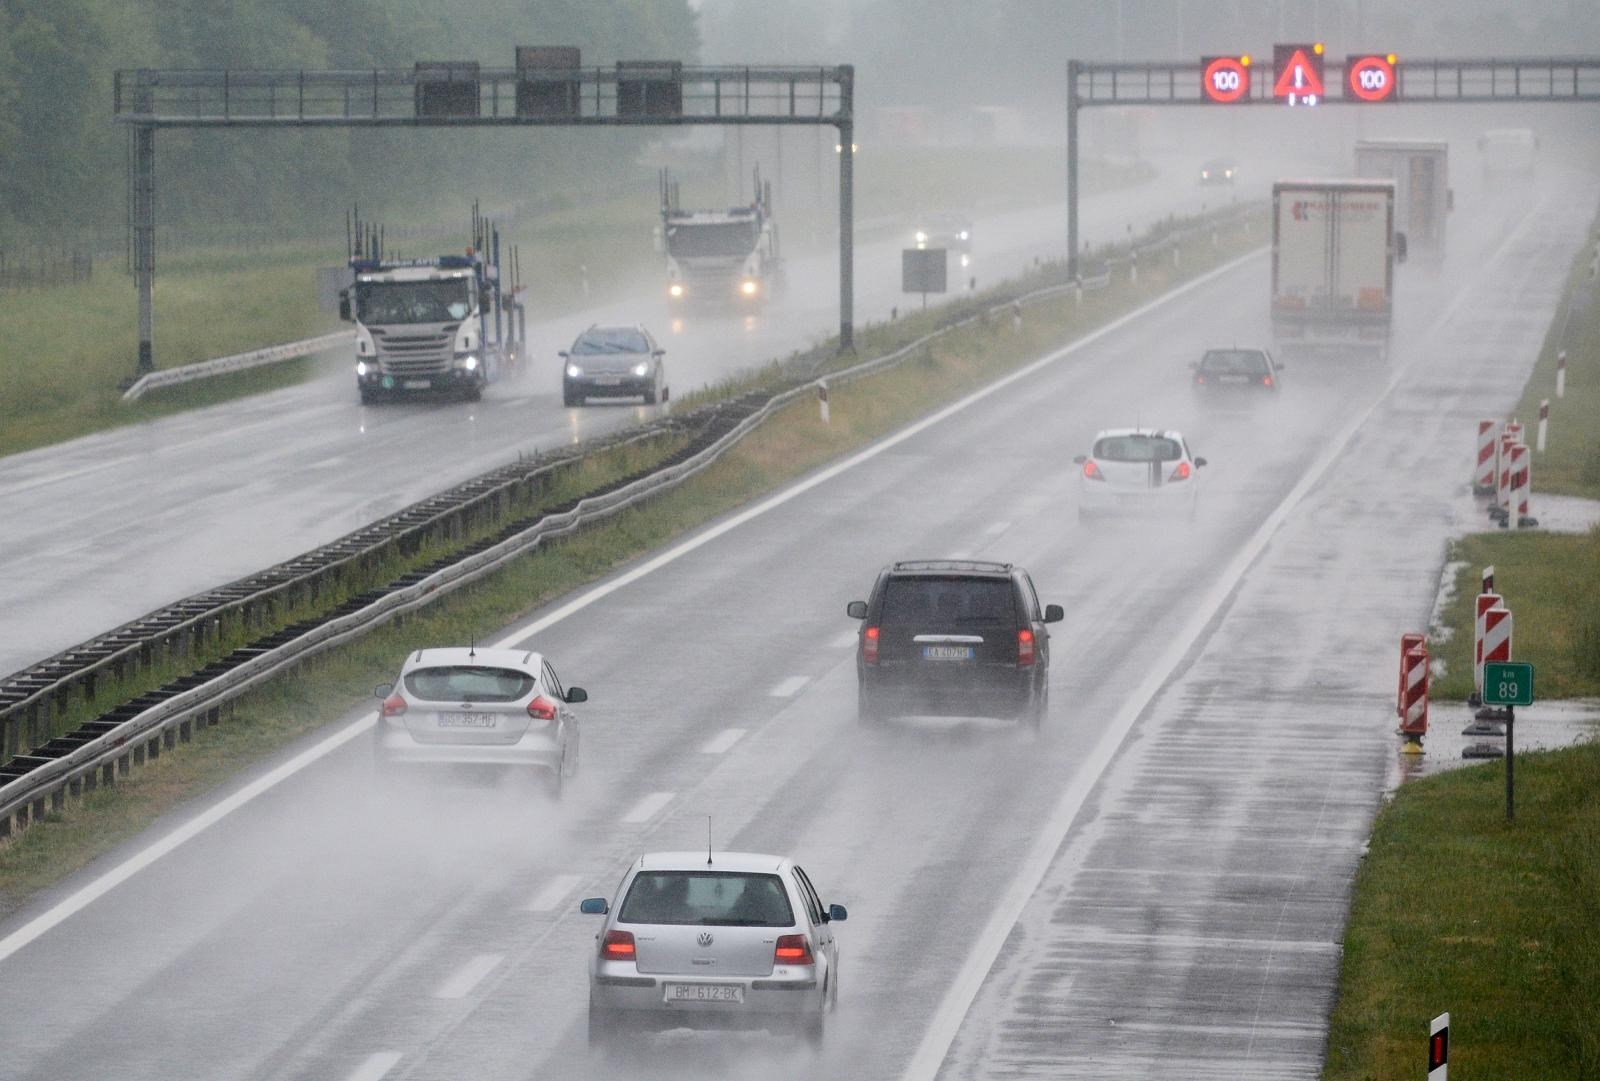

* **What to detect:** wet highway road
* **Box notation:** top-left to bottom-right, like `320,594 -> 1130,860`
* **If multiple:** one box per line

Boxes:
0,160 -> 1591,1079
0,154 -> 1262,677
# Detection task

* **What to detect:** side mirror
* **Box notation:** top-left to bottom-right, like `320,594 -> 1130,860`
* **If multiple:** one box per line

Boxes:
374,682 -> 393,698
1395,232 -> 1409,264
579,898 -> 609,915
845,600 -> 868,620
826,903 -> 848,922
565,686 -> 588,704
338,292 -> 352,322
1193,457 -> 1208,468
1187,359 -> 1200,370
652,349 -> 665,357
1043,604 -> 1064,623
558,350 -> 570,358
1072,454 -> 1087,465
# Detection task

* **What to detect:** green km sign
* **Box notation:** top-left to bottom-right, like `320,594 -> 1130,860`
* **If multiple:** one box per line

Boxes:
1483,662 -> 1534,707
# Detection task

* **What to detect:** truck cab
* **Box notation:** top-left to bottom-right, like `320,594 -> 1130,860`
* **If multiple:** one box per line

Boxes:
658,165 -> 782,310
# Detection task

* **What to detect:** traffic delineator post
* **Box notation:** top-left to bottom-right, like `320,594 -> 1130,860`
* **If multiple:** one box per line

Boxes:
817,379 -> 830,425
1396,632 -> 1425,718
1536,399 -> 1549,453
1490,430 -> 1519,522
1398,640 -> 1429,751
1428,1012 -> 1449,1080
1472,592 -> 1503,698
1473,605 -> 1514,725
1473,419 -> 1497,493
1557,349 -> 1567,399
1506,443 -> 1536,529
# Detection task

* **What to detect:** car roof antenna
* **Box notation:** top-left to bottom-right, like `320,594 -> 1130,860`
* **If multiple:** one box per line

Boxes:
468,635 -> 476,659
707,816 -> 714,865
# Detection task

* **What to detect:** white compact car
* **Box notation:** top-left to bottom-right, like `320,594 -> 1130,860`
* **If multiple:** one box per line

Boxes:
581,851 -> 847,1049
1074,428 -> 1207,522
372,647 -> 584,794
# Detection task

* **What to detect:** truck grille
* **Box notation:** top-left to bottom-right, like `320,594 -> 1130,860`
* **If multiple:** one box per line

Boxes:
374,330 -> 452,376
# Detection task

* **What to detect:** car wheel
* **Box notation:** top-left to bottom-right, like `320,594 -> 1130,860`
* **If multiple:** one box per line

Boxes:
359,387 -> 379,405
857,685 -> 882,727
563,388 -> 583,408
802,1009 -> 826,1048
643,380 -> 658,405
1029,685 -> 1048,731
587,1003 -> 619,1052
545,766 -> 564,800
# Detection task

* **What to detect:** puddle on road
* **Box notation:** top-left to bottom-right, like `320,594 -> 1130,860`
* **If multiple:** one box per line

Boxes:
1388,697 -> 1600,789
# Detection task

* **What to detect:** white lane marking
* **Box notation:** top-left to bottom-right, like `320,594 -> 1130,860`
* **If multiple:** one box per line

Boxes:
0,249 -> 1266,966
0,714 -> 375,966
490,247 -> 1263,653
832,631 -> 859,649
769,676 -> 809,698
700,728 -> 747,755
525,873 -> 583,913
436,953 -> 504,999
898,203 -> 1548,1081
622,791 -> 674,824
345,1051 -> 402,1081
982,520 -> 1012,536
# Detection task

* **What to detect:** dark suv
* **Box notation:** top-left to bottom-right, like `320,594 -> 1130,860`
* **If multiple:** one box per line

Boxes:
846,560 -> 1063,729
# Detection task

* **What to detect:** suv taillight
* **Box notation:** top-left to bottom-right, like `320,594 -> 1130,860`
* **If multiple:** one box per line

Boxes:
382,693 -> 407,717
1017,628 -> 1036,667
863,626 -> 880,665
1168,461 -> 1192,482
774,934 -> 814,965
527,695 -> 558,721
1082,460 -> 1104,480
601,929 -> 636,961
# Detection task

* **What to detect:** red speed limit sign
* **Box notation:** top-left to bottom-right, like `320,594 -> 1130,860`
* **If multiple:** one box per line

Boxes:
1202,56 -> 1251,103
1347,54 -> 1399,102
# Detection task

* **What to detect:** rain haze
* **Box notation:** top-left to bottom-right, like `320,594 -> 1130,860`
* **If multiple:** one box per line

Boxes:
0,0 -> 1598,1078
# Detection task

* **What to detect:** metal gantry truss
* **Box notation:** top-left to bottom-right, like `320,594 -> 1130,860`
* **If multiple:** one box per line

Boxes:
114,63 -> 857,373
1065,55 -> 1600,274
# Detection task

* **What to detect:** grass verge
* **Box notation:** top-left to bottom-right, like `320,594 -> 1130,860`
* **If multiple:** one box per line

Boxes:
0,207 -> 1264,916
1322,741 -> 1600,1080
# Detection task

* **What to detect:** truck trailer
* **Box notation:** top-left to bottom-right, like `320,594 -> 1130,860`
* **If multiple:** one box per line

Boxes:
1271,179 -> 1401,361
1354,139 -> 1449,261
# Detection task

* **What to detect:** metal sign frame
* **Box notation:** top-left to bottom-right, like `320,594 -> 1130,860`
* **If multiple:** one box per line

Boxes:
1065,54 -> 1600,275
113,62 -> 857,375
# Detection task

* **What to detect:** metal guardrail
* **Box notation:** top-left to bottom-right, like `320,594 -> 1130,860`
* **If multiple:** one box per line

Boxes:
0,201 -> 1264,836
120,330 -> 354,401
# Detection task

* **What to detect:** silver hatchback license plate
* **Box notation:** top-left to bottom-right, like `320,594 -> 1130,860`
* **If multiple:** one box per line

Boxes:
437,712 -> 496,728
665,983 -> 744,1003
922,645 -> 974,661
593,376 -> 623,386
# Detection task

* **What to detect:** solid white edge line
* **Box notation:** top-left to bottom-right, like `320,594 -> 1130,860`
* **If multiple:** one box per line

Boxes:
0,714 -> 375,966
525,873 -> 584,913
769,676 -> 809,698
897,199 -> 1547,1081
346,1051 -> 403,1081
435,953 -> 504,999
621,791 -> 675,824
0,247 -> 1265,968
700,728 -> 747,755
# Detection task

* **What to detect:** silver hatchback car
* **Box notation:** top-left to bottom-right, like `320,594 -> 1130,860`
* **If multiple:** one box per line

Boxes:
581,851 -> 847,1049
372,647 -> 585,794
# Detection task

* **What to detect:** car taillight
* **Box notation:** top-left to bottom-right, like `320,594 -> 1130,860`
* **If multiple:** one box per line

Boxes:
382,693 -> 407,717
1169,461 -> 1192,482
774,934 -> 814,965
601,929 -> 636,961
1017,628 -> 1036,667
1262,375 -> 1273,387
863,626 -> 880,665
527,695 -> 558,721
1082,460 -> 1103,480
1194,374 -> 1206,385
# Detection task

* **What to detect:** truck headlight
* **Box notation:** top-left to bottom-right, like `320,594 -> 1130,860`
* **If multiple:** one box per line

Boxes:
453,353 -> 479,371
741,280 -> 759,296
915,230 -> 928,246
669,283 -> 684,298
356,360 -> 372,377
566,364 -> 583,378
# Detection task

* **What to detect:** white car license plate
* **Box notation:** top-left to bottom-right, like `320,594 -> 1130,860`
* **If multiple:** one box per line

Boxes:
403,379 -> 431,389
922,645 -> 974,661
665,983 -> 744,1004
1218,374 -> 1250,385
438,712 -> 496,728
594,376 -> 623,386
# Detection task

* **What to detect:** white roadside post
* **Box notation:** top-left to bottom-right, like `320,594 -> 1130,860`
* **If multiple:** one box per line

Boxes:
817,379 -> 830,425
1556,350 -> 1566,399
1429,1012 -> 1449,1080
1537,399 -> 1549,453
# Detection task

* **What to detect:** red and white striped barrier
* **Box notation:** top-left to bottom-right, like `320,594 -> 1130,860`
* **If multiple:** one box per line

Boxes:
1482,605 -> 1513,673
1537,399 -> 1549,453
1474,419 -> 1497,493
1474,592 -> 1504,694
1396,632 -> 1425,718
1506,443 -> 1533,528
1398,640 -> 1429,743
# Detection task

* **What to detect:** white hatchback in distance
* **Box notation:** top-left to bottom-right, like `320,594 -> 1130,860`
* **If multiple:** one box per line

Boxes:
372,647 -> 584,794
581,851 -> 847,1049
1074,428 -> 1207,522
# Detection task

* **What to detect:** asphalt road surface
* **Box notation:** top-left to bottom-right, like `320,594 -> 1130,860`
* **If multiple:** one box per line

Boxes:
0,156 -> 1592,1079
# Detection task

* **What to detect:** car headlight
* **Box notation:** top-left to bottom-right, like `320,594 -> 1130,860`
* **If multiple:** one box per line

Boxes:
959,230 -> 969,240
741,279 -> 759,296
566,364 -> 582,379
632,362 -> 650,377
668,283 -> 684,298
915,230 -> 928,245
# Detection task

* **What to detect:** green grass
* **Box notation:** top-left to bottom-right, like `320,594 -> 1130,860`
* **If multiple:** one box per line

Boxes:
1323,741 -> 1600,1080
0,204 -> 1263,914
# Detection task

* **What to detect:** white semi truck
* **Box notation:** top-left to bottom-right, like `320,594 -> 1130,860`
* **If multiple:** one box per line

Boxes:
658,166 -> 782,309
1354,139 -> 1450,261
1271,179 -> 1403,361
339,210 -> 523,404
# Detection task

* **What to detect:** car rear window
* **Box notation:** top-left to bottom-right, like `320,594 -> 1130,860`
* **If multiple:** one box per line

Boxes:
1200,350 -> 1269,376
1094,435 -> 1183,462
402,666 -> 536,702
880,576 -> 1017,626
618,871 -> 795,927
573,328 -> 648,354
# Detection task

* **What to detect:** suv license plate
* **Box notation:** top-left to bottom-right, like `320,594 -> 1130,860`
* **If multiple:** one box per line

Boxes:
438,712 -> 496,728
403,379 -> 431,389
922,645 -> 974,661
665,983 -> 744,1003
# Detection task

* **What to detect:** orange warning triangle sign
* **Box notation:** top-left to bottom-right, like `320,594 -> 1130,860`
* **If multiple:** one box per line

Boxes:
1273,49 -> 1324,98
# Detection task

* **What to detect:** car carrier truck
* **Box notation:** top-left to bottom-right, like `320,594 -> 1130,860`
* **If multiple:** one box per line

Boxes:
1271,179 -> 1402,361
339,208 -> 523,403
1354,139 -> 1449,261
657,166 -> 782,309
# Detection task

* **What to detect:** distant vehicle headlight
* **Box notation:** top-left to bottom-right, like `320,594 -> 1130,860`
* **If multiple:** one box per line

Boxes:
566,364 -> 583,378
632,362 -> 650,377
669,283 -> 684,298
959,230 -> 969,241
915,230 -> 929,245
741,279 -> 759,296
